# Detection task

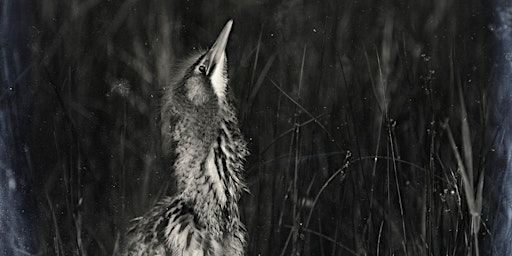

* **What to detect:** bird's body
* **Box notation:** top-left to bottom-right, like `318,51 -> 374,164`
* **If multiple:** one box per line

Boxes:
123,20 -> 248,256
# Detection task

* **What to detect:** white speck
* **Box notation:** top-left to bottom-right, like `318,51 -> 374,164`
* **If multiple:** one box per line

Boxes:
6,169 -> 16,190
8,177 -> 16,190
505,52 -> 512,61
313,28 -> 317,33
270,33 -> 274,37
110,79 -> 130,97
421,53 -> 431,62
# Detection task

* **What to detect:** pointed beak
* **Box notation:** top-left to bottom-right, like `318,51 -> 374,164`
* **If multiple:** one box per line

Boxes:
205,20 -> 233,75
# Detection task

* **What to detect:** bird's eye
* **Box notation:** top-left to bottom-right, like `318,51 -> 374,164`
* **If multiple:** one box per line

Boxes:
198,65 -> 206,74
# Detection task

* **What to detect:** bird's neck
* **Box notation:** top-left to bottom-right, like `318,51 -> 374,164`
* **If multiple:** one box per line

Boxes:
173,103 -> 247,234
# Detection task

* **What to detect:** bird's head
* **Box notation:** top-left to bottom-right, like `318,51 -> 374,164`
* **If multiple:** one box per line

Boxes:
173,20 -> 233,107
160,20 -> 248,194
161,20 -> 236,152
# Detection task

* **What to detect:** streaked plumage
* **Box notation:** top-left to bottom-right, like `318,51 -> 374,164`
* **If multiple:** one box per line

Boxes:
123,20 -> 248,256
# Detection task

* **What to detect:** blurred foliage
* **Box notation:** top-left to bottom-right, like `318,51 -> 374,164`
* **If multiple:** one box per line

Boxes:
16,0 -> 502,255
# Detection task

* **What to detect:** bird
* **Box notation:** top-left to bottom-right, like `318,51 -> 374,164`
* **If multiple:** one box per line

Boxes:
122,20 -> 249,256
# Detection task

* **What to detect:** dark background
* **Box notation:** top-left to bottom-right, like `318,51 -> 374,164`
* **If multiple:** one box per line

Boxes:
1,0 -> 512,255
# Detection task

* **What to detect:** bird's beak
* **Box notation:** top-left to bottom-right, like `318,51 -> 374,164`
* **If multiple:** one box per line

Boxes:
205,20 -> 233,75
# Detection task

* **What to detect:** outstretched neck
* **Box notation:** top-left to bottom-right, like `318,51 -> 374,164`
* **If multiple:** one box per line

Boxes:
172,101 -> 248,235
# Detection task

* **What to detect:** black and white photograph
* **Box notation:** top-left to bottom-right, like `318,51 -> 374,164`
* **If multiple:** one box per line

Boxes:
1,0 -> 512,255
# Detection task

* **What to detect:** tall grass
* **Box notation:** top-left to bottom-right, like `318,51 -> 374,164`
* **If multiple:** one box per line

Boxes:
15,0 -> 501,255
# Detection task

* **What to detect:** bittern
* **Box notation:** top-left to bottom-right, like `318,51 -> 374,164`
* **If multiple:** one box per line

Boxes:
123,20 -> 249,256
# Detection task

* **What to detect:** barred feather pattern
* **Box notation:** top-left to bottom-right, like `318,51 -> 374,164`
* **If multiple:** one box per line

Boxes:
123,52 -> 248,256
